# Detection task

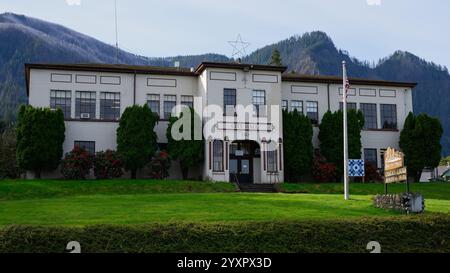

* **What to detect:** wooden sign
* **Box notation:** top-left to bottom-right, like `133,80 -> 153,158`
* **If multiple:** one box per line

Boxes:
384,147 -> 407,183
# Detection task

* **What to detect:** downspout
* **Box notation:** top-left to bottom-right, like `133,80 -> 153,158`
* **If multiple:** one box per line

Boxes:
133,70 -> 136,105
327,83 -> 330,111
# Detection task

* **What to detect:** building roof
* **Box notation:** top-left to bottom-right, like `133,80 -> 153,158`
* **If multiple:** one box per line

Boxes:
24,62 -> 418,96
194,62 -> 288,74
282,74 -> 417,88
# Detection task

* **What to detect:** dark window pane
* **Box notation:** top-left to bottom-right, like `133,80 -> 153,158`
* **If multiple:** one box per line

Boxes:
75,91 -> 96,119
380,104 -> 397,129
100,92 -> 120,120
163,95 -> 176,119
267,150 -> 278,172
306,101 -> 318,124
74,141 -> 95,154
364,148 -> 378,168
147,94 -> 160,116
291,100 -> 303,113
213,140 -> 223,172
252,90 -> 265,115
360,103 -> 377,129
181,95 -> 194,109
224,89 -> 236,115
50,90 -> 71,118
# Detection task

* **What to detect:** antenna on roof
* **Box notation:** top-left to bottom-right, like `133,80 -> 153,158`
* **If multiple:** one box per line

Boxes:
114,0 -> 119,64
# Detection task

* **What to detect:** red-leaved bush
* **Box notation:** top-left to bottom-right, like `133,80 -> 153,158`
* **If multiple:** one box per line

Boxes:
93,150 -> 124,179
312,153 -> 337,183
364,162 -> 383,182
148,150 -> 171,179
60,146 -> 94,179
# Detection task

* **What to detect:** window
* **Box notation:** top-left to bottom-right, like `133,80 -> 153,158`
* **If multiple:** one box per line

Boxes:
100,92 -> 120,120
181,95 -> 194,108
213,140 -> 223,172
291,100 -> 303,113
281,100 -> 288,111
364,149 -> 378,168
163,95 -> 177,119
224,89 -> 236,115
147,94 -> 160,116
267,150 -> 278,173
380,104 -> 397,129
74,141 -> 95,154
360,103 -> 377,129
306,101 -> 319,124
50,90 -> 71,118
339,102 -> 357,111
252,90 -> 266,116
75,91 -> 96,119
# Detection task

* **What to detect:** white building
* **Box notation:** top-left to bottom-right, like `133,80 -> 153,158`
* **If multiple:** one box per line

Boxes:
25,62 -> 416,183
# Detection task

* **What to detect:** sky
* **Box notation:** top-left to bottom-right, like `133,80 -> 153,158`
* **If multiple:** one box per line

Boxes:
1,0 -> 450,68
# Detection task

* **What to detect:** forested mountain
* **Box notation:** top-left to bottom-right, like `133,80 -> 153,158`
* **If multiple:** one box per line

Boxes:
0,13 -> 449,155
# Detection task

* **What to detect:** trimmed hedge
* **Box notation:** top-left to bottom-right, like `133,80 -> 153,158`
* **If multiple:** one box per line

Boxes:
0,216 -> 448,253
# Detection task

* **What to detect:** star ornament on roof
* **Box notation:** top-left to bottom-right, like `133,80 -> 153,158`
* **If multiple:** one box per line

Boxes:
228,34 -> 251,60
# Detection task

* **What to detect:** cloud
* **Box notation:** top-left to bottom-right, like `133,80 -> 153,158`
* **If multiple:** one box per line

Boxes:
366,0 -> 382,5
66,0 -> 81,6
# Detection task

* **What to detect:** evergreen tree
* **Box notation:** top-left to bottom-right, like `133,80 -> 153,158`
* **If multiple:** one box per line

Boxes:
282,109 -> 313,182
16,105 -> 65,178
400,112 -> 443,181
166,107 -> 204,180
117,104 -> 158,179
318,109 -> 364,178
270,49 -> 283,66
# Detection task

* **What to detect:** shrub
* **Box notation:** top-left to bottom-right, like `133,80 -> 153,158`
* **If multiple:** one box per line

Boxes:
117,105 -> 158,179
0,129 -> 21,179
312,153 -> 337,183
283,109 -> 313,182
16,106 -> 65,178
93,150 -> 124,179
60,147 -> 94,179
148,150 -> 171,179
364,162 -> 383,182
0,216 -> 448,253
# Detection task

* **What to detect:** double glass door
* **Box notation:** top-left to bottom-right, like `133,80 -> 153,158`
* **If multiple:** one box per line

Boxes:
230,158 -> 252,184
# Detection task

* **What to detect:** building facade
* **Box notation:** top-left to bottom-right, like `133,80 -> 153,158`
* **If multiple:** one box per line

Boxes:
25,62 -> 416,183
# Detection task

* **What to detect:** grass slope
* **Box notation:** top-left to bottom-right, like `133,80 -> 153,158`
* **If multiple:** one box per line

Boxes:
0,180 -> 448,227
0,179 -> 236,201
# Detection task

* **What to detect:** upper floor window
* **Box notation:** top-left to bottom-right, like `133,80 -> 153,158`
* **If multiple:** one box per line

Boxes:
181,95 -> 194,109
75,91 -> 96,119
147,94 -> 160,116
74,141 -> 95,154
339,102 -> 357,111
224,89 -> 236,115
50,90 -> 71,119
163,95 -> 177,119
100,92 -> 120,120
306,101 -> 319,124
380,104 -> 397,129
364,148 -> 378,168
281,100 -> 288,111
291,100 -> 303,113
252,90 -> 266,116
213,140 -> 224,172
360,103 -> 377,129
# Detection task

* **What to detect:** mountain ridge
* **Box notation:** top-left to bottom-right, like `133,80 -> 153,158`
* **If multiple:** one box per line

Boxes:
0,12 -> 449,155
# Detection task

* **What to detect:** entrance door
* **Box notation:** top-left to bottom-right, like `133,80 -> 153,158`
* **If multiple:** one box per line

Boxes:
229,158 -> 253,184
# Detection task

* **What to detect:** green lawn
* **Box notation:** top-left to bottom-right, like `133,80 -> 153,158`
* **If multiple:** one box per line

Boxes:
0,179 -> 448,226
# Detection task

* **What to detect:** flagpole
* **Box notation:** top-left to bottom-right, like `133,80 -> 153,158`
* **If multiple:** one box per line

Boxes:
343,61 -> 350,200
